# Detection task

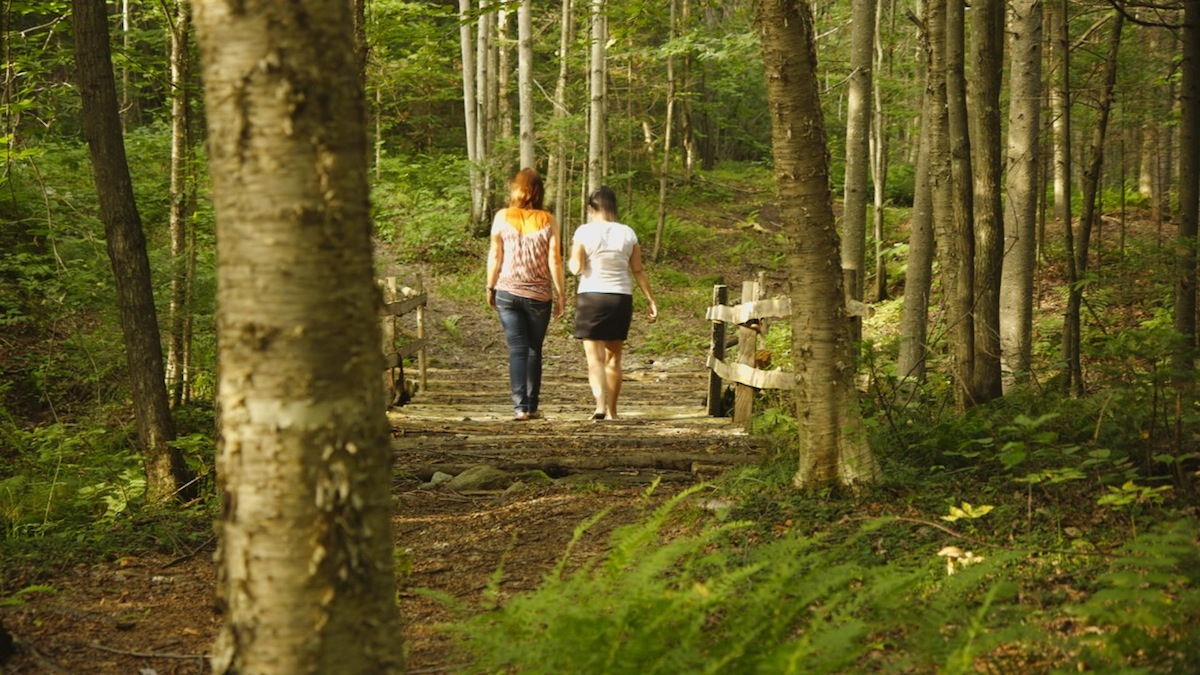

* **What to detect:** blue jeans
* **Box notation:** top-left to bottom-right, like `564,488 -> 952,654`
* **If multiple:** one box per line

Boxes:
494,290 -> 551,413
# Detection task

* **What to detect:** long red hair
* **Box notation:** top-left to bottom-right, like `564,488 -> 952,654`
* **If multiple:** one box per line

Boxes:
508,168 -> 545,210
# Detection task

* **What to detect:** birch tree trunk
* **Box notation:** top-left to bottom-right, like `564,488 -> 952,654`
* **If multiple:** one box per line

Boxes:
497,5 -> 512,144
1049,3 -> 1069,225
587,0 -> 606,194
477,0 -> 496,229
166,0 -> 194,409
870,0 -> 892,304
548,0 -> 573,225
841,0 -> 874,344
1000,0 -> 1043,388
518,0 -> 535,168
653,0 -> 677,263
73,0 -> 193,503
757,0 -> 879,488
967,0 -> 1003,403
191,0 -> 405,667
459,0 -> 483,225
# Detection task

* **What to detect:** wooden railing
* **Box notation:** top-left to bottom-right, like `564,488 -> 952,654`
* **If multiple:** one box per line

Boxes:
379,277 -> 427,407
705,276 -> 872,426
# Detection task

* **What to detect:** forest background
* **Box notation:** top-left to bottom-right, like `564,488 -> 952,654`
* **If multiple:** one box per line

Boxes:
2,0 -> 1200,672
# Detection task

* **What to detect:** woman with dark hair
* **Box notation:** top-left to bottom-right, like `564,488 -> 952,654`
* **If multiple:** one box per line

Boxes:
485,168 -> 566,421
569,186 -> 657,420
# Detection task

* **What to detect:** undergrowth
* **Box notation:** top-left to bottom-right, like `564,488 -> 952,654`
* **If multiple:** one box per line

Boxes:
439,371 -> 1200,673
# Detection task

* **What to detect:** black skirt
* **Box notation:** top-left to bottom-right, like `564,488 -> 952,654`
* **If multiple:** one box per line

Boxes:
574,293 -> 633,340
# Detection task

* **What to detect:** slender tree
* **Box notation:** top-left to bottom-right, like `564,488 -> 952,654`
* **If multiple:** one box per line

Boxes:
548,0 -> 574,227
1064,9 -> 1123,396
73,0 -> 193,503
1000,0 -> 1044,388
1173,0 -> 1200,389
967,0 -> 1004,403
587,0 -> 607,193
898,0 -> 942,386
869,0 -> 892,304
460,0 -> 484,226
841,0 -> 874,344
517,0 -> 535,168
758,0 -> 879,487
191,0 -> 405,667
166,0 -> 194,409
653,0 -> 678,263
943,0 -> 975,404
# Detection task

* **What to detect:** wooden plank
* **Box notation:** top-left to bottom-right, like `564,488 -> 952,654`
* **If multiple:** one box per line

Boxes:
381,293 -> 428,317
383,338 -> 428,368
733,281 -> 760,428
707,284 -> 728,416
706,296 -> 873,322
707,354 -> 795,390
705,297 -> 791,324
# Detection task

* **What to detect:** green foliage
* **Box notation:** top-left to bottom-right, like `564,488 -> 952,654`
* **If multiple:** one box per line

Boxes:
1067,519 -> 1200,672
447,485 -> 926,674
372,154 -> 480,266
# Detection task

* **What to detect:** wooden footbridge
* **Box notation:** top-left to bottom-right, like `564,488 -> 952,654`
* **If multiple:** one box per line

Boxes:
380,277 -> 794,489
387,358 -> 768,489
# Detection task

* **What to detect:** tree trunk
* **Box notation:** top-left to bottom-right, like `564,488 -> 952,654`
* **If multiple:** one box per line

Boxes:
653,0 -> 678,263
897,0 -> 940,386
548,0 -> 573,228
73,0 -> 192,503
870,0 -> 892,304
1175,0 -> 1200,389
497,5 -> 512,145
477,0 -> 496,230
841,0 -> 874,345
517,0 -> 535,169
1057,0 -> 1080,394
191,0 -> 405,668
459,0 -> 484,226
944,0 -> 975,405
966,0 -> 1003,403
757,0 -> 879,488
166,0 -> 194,409
1065,10 -> 1122,397
1049,3 -> 1069,225
587,0 -> 606,194
1000,0 -> 1043,389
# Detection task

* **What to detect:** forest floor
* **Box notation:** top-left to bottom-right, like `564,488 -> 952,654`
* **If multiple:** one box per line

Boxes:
0,244 -> 771,673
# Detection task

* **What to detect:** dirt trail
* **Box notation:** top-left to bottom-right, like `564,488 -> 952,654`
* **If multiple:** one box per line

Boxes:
1,316 -> 766,674
389,350 -> 766,670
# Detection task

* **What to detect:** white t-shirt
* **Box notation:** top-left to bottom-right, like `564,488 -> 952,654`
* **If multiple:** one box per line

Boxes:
573,220 -> 638,295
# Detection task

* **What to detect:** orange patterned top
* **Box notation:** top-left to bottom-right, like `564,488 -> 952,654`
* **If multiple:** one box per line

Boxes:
492,208 -> 554,301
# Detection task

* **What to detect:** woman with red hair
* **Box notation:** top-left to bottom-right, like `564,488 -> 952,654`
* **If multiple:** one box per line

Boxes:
485,168 -> 566,421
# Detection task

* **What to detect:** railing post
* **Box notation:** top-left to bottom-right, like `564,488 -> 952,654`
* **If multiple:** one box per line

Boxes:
415,275 -> 427,394
707,283 -> 728,416
733,279 -> 760,429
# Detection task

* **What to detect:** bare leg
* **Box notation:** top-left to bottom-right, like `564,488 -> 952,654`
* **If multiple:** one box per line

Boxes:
603,340 -> 624,419
582,339 -> 608,416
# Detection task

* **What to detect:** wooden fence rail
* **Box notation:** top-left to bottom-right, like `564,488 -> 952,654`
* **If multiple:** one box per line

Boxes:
379,277 -> 427,407
704,276 -> 873,426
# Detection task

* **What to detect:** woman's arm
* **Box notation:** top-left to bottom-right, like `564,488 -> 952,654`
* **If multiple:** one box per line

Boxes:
485,213 -> 504,308
568,241 -> 587,276
629,243 -> 658,322
548,217 -> 567,319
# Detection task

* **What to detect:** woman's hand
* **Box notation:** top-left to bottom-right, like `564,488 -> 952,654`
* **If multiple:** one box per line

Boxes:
553,294 -> 566,321
487,288 -> 497,309
647,300 -> 658,323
